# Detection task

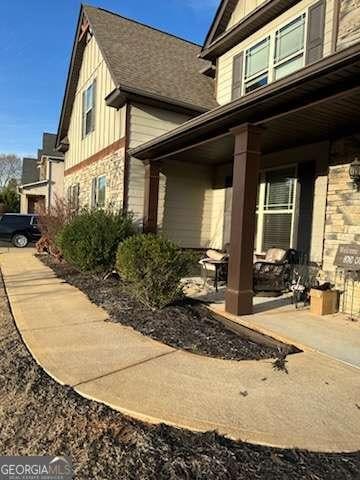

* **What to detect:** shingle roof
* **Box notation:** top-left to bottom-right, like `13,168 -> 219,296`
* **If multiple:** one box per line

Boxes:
84,6 -> 217,111
41,133 -> 63,158
21,158 -> 39,185
57,6 -> 217,144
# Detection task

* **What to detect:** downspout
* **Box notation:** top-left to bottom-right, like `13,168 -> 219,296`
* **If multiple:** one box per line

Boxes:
47,158 -> 52,211
123,103 -> 131,211
331,0 -> 341,53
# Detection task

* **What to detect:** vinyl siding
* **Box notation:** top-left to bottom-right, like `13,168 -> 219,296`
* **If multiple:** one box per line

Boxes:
217,0 -> 335,105
127,104 -> 192,222
64,35 -> 125,170
227,0 -> 267,30
160,162 -> 214,248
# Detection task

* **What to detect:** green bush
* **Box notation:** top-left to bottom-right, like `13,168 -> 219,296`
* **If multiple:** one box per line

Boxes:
57,209 -> 134,272
116,234 -> 193,309
0,185 -> 20,213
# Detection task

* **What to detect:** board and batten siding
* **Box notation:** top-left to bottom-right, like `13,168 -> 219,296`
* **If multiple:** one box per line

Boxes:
160,162 -> 215,248
127,104 -> 192,223
217,0 -> 336,105
65,35 -> 126,171
227,0 -> 267,30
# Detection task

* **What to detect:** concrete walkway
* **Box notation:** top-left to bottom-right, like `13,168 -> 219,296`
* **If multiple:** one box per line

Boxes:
1,248 -> 360,453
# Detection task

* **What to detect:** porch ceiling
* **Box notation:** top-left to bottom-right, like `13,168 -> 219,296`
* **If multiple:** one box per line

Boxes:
130,43 -> 360,165
154,86 -> 360,165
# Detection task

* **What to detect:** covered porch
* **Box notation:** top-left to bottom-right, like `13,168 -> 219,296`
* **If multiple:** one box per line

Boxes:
131,44 -> 360,316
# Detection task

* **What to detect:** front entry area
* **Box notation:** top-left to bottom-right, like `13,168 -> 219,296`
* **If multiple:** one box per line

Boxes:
27,195 -> 45,214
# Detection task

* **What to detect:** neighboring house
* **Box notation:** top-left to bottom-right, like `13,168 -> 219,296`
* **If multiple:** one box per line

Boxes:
19,133 -> 64,214
56,5 -> 217,219
130,0 -> 360,316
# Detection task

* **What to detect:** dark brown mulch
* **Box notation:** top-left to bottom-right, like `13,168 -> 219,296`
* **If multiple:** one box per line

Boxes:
1,273 -> 359,479
39,255 -> 292,361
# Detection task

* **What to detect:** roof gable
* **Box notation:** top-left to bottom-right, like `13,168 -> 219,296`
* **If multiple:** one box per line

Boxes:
57,5 -> 217,145
202,0 -> 239,52
201,0 -> 302,60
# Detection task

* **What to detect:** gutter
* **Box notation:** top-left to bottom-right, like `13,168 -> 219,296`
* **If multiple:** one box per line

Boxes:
200,0 -> 301,60
18,180 -> 48,190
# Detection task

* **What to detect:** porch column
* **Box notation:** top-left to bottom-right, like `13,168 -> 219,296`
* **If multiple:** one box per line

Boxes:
143,161 -> 160,234
225,124 -> 263,316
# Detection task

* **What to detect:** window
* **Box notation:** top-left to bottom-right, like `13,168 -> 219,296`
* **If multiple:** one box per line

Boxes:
244,37 -> 270,94
68,184 -> 80,212
234,11 -> 309,96
255,167 -> 297,253
274,14 -> 306,80
91,175 -> 106,208
0,215 -> 31,226
82,80 -> 96,137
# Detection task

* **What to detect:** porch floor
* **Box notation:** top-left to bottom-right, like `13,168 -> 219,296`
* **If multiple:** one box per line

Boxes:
183,277 -> 360,368
210,302 -> 360,369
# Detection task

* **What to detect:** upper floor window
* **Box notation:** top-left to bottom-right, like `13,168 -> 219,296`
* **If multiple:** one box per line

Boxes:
82,80 -> 96,137
244,37 -> 270,93
274,14 -> 306,80
231,1 -> 325,100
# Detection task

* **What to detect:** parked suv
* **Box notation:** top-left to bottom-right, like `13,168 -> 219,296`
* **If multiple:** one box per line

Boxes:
0,214 -> 41,248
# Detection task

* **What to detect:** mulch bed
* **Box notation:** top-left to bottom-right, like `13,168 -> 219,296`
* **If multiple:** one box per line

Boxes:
0,272 -> 359,479
39,255 -> 292,362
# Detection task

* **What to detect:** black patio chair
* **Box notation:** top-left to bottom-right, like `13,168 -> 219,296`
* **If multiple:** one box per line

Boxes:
253,248 -> 299,294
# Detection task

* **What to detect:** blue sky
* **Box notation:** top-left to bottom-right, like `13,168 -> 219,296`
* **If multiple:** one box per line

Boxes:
0,0 -> 218,158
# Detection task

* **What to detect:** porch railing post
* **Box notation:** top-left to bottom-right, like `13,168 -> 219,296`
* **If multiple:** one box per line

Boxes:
143,161 -> 160,234
225,124 -> 263,316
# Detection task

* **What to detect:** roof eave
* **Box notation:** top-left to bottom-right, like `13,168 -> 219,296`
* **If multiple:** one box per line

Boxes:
105,85 -> 214,115
200,0 -> 302,61
56,7 -> 86,148
130,43 -> 360,160
19,180 -> 49,190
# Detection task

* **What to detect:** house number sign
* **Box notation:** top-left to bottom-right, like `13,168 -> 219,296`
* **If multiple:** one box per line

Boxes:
334,244 -> 360,270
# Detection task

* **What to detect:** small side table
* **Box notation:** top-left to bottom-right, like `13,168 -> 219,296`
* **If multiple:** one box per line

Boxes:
201,259 -> 228,292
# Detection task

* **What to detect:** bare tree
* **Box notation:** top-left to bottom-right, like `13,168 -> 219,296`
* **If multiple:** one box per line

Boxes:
0,154 -> 22,189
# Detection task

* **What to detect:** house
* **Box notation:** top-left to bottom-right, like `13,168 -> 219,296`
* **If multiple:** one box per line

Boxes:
19,133 -> 64,214
130,0 -> 360,316
56,5 -> 217,218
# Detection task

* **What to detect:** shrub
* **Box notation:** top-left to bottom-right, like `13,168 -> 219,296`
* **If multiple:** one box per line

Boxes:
58,208 -> 134,272
36,196 -> 75,258
0,185 -> 20,213
116,234 -> 193,309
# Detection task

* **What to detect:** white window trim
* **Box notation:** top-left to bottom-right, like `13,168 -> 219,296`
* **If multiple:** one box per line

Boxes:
68,183 -> 80,211
255,164 -> 299,254
241,9 -> 309,96
92,175 -> 106,209
83,80 -> 95,138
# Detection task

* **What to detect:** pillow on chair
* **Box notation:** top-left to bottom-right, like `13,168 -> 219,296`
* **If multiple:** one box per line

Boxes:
206,249 -> 228,261
265,248 -> 287,263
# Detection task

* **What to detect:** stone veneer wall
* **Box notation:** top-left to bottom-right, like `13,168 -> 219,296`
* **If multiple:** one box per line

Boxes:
337,0 -> 360,49
64,147 -> 125,210
322,135 -> 360,317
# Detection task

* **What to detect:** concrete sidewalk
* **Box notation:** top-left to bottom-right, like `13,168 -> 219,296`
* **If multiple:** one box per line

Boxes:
1,248 -> 360,453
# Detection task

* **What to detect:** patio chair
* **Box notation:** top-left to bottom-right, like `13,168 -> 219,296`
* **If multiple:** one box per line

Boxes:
253,248 -> 299,294
199,245 -> 229,292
